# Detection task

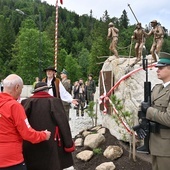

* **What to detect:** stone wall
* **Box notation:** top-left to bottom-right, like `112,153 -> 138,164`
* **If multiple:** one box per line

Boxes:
20,85 -> 33,98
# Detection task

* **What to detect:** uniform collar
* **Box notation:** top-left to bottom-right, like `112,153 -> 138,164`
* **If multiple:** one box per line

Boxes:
163,81 -> 170,88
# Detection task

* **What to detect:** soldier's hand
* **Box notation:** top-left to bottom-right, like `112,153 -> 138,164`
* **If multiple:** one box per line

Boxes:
141,101 -> 150,114
136,128 -> 147,139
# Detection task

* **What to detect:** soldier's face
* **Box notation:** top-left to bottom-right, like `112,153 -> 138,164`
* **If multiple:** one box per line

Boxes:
60,73 -> 66,79
157,66 -> 170,83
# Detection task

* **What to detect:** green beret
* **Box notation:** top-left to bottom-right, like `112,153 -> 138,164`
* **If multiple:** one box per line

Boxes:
61,69 -> 68,76
156,52 -> 170,67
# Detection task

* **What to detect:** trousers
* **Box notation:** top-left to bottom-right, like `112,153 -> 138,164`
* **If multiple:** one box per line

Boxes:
0,163 -> 27,170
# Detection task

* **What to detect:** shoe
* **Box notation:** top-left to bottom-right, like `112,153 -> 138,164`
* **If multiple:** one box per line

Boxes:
76,116 -> 79,119
137,145 -> 149,154
81,115 -> 85,119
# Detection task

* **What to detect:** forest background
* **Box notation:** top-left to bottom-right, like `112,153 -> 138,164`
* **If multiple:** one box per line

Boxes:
0,0 -> 170,85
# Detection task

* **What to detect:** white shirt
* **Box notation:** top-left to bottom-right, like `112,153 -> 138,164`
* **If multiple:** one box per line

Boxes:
47,79 -> 73,103
163,81 -> 170,88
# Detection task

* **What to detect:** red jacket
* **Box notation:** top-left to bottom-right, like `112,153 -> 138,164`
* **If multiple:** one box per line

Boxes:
0,93 -> 47,168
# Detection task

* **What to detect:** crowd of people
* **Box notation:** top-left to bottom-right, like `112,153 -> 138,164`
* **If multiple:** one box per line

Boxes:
0,66 -> 96,170
0,18 -> 168,170
73,74 -> 96,119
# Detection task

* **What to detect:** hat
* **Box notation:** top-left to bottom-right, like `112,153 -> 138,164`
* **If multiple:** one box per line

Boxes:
43,66 -> 57,72
32,82 -> 52,93
61,69 -> 68,76
108,22 -> 114,26
150,20 -> 157,23
155,52 -> 170,67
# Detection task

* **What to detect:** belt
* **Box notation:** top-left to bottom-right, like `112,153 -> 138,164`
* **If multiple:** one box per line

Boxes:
159,124 -> 170,129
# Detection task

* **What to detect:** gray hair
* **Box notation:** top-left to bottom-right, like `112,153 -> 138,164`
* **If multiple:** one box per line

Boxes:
3,74 -> 23,89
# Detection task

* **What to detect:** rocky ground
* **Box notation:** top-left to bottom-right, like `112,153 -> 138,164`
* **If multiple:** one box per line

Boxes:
72,128 -> 152,170
69,108 -> 152,170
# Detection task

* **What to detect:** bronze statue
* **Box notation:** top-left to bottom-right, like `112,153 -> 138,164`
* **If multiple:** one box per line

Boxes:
131,22 -> 146,67
145,20 -> 164,62
107,22 -> 119,58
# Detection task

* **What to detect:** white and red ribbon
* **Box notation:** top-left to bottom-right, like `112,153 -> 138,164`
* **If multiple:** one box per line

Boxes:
99,63 -> 156,135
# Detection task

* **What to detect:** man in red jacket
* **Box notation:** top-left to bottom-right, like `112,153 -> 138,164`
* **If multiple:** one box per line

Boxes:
0,74 -> 51,170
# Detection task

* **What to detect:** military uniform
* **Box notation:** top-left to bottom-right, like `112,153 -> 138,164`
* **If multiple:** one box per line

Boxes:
61,69 -> 72,120
145,52 -> 170,170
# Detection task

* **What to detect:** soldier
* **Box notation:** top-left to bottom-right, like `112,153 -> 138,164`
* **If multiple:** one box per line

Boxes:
145,20 -> 164,62
107,22 -> 119,58
60,69 -> 72,120
141,52 -> 170,170
130,22 -> 146,67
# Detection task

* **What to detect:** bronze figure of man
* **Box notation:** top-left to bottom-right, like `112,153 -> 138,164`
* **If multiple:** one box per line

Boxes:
107,22 -> 119,58
145,20 -> 164,62
131,22 -> 146,67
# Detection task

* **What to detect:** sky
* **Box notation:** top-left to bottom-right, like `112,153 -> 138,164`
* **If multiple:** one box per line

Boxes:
43,0 -> 170,30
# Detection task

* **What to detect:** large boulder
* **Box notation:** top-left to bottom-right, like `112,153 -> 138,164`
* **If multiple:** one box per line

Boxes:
99,55 -> 161,141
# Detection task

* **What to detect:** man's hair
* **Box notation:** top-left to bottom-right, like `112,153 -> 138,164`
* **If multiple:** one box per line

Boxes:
3,74 -> 23,89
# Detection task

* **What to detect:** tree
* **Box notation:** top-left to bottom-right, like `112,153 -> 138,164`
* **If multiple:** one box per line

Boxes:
89,21 -> 108,83
0,0 -> 169,85
65,54 -> 82,83
0,15 -> 15,78
119,10 -> 129,29
101,10 -> 110,22
78,48 -> 90,79
11,19 -> 54,84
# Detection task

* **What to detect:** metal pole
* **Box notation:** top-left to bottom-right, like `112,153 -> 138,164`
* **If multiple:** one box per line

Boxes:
39,13 -> 42,81
54,0 -> 58,70
127,4 -> 139,23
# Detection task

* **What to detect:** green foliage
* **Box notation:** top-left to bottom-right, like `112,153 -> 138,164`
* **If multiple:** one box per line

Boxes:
65,54 -> 82,83
93,148 -> 103,155
0,15 -> 15,78
110,94 -> 132,127
85,101 -> 97,127
11,20 -> 54,84
119,10 -> 129,29
0,0 -> 170,83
